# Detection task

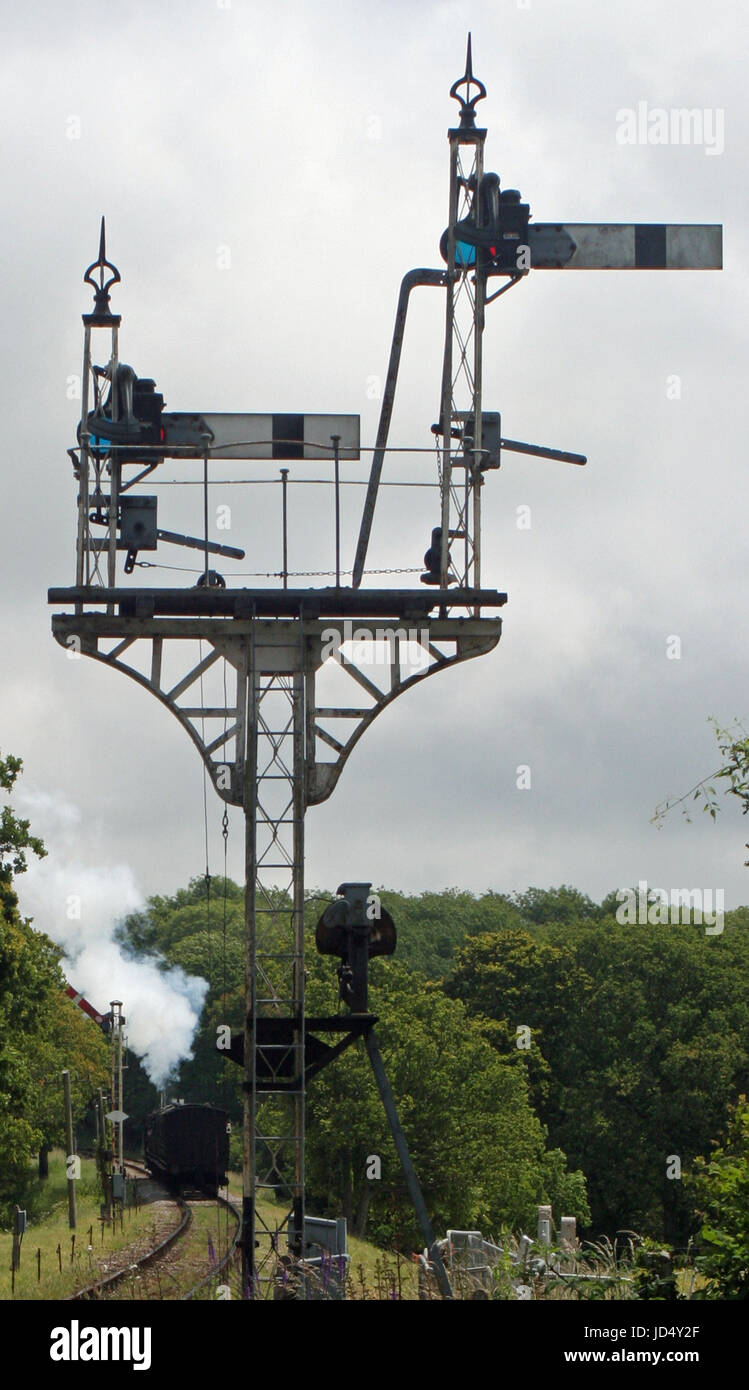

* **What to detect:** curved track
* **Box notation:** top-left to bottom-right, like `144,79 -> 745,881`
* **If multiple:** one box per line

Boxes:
68,1161 -> 240,1302
181,1189 -> 241,1301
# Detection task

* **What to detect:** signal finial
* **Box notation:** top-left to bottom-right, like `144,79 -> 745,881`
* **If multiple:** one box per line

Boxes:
449,32 -> 487,129
83,216 -> 121,325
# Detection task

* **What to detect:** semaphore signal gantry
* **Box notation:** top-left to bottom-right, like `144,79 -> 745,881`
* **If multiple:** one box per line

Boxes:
48,35 -> 721,1299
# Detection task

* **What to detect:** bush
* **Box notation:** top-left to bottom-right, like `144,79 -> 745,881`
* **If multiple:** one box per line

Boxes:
689,1097 -> 749,1299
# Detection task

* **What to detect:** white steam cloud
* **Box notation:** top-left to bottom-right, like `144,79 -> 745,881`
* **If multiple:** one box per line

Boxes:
15,788 -> 208,1087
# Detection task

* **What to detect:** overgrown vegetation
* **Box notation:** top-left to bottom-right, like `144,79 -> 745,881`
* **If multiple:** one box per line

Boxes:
3,745 -> 749,1297
0,753 -> 109,1224
689,1097 -> 749,1298
111,873 -> 749,1266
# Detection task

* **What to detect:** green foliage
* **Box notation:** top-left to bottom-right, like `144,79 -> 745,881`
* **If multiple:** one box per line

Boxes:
689,1097 -> 749,1298
118,1051 -> 160,1150
510,885 -> 604,925
305,956 -> 588,1245
366,887 -> 523,978
0,750 -> 46,892
116,875 -> 260,1137
116,874 -> 246,1130
25,991 -> 110,1153
116,873 -> 244,956
364,886 -> 607,979
0,911 -> 65,1210
653,718 -> 749,855
0,752 -> 108,1221
117,877 -> 588,1247
539,1149 -> 591,1229
109,875 -> 749,1258
444,911 -> 749,1244
629,1239 -> 681,1301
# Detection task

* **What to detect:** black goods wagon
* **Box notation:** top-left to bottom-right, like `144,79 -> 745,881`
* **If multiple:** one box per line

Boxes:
144,1103 -> 229,1193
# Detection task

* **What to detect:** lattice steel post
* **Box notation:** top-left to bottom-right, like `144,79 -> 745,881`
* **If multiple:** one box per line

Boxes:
77,218 -> 122,604
241,622 -> 307,1298
438,37 -> 487,594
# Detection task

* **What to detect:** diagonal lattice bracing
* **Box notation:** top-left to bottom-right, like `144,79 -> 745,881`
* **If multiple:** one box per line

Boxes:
50,608 -> 501,1298
439,130 -> 486,595
242,637 -> 306,1297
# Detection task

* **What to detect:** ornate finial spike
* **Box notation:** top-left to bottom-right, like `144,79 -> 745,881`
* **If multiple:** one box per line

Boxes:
83,216 -> 121,325
450,32 -> 486,129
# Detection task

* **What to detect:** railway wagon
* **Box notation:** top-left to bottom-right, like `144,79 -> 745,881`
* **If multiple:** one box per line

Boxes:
144,1103 -> 229,1194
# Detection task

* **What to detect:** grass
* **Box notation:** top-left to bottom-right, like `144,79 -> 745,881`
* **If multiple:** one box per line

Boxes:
104,1201 -> 238,1301
0,1151 -> 180,1301
2,1154 -> 400,1303
217,1173 -> 420,1300
6,1156 -> 702,1301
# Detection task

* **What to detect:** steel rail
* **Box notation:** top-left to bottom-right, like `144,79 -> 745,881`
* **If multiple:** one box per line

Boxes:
181,1191 -> 242,1301
68,1163 -> 190,1301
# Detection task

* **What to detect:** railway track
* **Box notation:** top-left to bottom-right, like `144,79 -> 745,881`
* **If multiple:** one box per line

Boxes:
68,1161 -> 241,1301
181,1184 -> 241,1302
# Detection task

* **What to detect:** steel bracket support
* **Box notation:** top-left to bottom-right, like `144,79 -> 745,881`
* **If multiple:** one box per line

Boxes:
50,611 -> 502,809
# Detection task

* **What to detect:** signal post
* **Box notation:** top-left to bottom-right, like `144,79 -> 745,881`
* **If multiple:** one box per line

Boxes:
49,39 -> 720,1297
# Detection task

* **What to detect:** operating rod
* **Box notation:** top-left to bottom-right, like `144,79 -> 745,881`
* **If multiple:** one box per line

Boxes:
352,269 -> 447,589
156,529 -> 245,559
500,437 -> 587,465
364,1029 -> 452,1299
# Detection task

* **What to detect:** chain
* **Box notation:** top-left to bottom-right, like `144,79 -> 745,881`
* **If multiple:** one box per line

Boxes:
135,562 -> 422,576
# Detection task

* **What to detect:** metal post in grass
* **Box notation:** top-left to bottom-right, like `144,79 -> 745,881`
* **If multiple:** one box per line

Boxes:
97,1087 -> 112,1224
11,1206 -> 26,1293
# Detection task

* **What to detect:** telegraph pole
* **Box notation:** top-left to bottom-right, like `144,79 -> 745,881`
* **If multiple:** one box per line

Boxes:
62,1069 -> 77,1230
109,1001 -> 125,1176
96,1086 -> 110,1221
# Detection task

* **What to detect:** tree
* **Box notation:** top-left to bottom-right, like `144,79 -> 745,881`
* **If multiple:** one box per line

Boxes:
0,751 -> 108,1212
0,750 -> 51,1207
25,992 -> 110,1169
444,906 -> 749,1243
509,884 -> 605,925
118,876 -> 589,1246
0,750 -> 46,891
116,873 -> 244,957
689,1097 -> 749,1298
365,887 -> 526,978
653,719 -> 749,862
305,954 -> 589,1246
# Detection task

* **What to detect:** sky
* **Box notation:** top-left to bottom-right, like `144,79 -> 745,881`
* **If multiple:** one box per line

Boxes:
2,0 -> 748,1044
